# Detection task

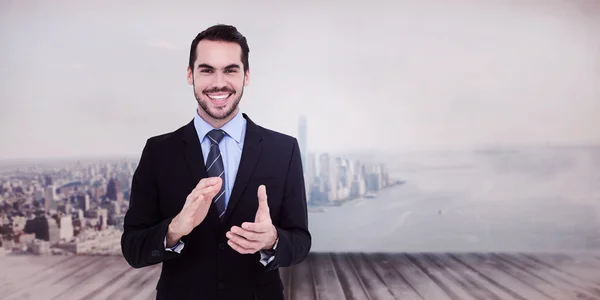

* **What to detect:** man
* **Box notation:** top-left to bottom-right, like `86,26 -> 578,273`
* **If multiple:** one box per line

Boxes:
121,24 -> 311,300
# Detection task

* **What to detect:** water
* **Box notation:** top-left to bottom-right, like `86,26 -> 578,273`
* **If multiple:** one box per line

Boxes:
308,146 -> 600,253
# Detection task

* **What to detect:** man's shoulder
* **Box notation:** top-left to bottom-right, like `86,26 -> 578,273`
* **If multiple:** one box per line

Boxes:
254,123 -> 297,147
144,121 -> 191,149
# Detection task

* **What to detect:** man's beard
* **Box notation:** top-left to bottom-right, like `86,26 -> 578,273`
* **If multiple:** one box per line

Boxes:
194,84 -> 243,120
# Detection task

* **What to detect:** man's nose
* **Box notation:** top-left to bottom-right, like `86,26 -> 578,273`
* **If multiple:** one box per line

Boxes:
212,72 -> 226,87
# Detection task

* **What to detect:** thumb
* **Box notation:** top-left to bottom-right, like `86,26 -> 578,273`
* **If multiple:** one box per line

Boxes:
257,185 -> 269,212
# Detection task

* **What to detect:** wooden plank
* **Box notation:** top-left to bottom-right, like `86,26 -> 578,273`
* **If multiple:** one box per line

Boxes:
507,254 -> 600,300
329,253 -> 372,300
346,252 -> 396,300
522,253 -> 600,293
421,253 -> 501,300
1,252 -> 600,300
406,253 -> 476,300
130,265 -> 163,300
289,252 -> 315,300
365,253 -> 423,299
50,256 -> 128,300
85,262 -> 141,300
106,264 -> 160,300
388,253 -> 453,299
0,255 -> 72,294
4,255 -> 107,300
451,253 -> 553,300
433,254 -> 518,300
0,255 -> 87,296
492,253 -> 598,300
279,266 -> 292,300
482,253 -> 570,299
526,253 -> 600,286
310,253 -> 346,299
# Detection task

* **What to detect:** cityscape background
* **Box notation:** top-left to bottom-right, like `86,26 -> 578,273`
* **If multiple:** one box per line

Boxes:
1,0 -> 600,299
0,114 -> 406,255
1,113 -> 599,256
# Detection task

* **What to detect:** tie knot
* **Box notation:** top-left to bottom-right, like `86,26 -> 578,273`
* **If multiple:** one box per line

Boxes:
207,129 -> 226,145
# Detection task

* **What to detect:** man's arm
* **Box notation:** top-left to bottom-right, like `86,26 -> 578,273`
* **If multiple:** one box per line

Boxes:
265,138 -> 311,270
121,138 -> 184,268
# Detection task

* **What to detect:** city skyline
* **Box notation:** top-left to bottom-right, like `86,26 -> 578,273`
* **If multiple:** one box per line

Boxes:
0,128 -> 399,256
2,139 -> 599,255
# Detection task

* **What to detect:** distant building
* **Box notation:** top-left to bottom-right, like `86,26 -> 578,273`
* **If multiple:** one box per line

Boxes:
44,185 -> 57,211
48,215 -> 74,243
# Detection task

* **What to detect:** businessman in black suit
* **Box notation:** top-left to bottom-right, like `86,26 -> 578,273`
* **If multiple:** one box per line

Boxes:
121,24 -> 311,300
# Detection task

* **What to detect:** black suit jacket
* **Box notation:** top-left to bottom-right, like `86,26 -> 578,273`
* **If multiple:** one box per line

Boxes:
121,113 -> 312,300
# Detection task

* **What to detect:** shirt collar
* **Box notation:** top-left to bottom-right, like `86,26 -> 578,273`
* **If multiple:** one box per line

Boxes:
193,108 -> 245,144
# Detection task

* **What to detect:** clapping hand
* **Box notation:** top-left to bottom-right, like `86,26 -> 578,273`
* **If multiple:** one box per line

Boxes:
167,177 -> 222,246
226,185 -> 278,254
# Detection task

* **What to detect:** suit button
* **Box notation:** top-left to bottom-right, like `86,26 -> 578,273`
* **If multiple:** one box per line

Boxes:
218,243 -> 225,250
218,282 -> 225,289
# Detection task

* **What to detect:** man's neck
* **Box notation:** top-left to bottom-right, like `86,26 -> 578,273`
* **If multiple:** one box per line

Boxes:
196,107 -> 239,129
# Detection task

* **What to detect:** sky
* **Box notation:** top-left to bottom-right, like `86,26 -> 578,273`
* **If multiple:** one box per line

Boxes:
1,0 -> 599,160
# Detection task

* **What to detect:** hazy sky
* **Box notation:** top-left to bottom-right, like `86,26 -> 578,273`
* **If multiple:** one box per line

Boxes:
1,0 -> 599,160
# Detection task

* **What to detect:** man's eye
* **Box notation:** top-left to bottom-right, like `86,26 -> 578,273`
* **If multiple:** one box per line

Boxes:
200,69 -> 213,73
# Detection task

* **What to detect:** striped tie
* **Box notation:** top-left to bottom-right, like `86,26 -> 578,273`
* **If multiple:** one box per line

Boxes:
205,129 -> 227,219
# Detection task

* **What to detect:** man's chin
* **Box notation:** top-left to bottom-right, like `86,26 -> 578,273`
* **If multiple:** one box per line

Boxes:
207,106 -> 235,120
197,95 -> 240,120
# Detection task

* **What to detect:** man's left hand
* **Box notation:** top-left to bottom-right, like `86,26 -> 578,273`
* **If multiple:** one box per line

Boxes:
227,184 -> 278,254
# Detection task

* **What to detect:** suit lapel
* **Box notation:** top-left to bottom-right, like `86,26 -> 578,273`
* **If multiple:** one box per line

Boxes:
181,120 -> 221,224
222,113 -> 263,224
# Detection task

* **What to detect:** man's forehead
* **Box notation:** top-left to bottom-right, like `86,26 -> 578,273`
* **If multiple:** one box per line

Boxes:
195,40 -> 242,65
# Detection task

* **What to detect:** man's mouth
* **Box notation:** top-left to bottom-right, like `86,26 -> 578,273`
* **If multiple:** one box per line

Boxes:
206,93 -> 233,104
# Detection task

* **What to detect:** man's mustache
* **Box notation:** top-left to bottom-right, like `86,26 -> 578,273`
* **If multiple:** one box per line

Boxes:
203,87 -> 235,94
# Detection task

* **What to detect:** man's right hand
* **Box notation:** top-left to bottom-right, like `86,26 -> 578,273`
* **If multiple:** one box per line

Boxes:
166,177 -> 222,246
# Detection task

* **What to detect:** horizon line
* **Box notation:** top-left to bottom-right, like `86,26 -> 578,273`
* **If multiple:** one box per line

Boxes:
1,142 -> 600,165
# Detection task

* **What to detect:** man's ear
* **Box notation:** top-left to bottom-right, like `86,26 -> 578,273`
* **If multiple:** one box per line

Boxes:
187,66 -> 193,85
244,69 -> 250,87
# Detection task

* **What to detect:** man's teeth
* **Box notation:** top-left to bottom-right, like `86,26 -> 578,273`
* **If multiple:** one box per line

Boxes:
208,94 -> 229,100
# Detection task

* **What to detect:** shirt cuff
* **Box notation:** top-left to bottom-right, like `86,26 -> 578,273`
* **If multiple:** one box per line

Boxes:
164,236 -> 185,253
258,237 -> 279,266
259,250 -> 276,266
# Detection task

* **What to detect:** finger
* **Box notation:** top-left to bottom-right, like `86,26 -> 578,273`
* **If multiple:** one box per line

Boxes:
196,177 -> 219,191
184,193 -> 204,214
241,221 -> 270,233
184,178 -> 219,209
226,232 -> 260,251
257,185 -> 268,209
186,183 -> 210,203
183,188 -> 201,209
206,184 -> 223,200
198,185 -> 216,198
230,226 -> 261,241
227,239 -> 255,254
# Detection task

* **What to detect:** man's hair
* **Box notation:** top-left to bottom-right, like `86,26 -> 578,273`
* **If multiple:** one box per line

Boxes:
188,24 -> 250,73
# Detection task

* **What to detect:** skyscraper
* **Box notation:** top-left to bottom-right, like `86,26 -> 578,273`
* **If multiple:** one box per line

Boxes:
44,185 -> 56,212
298,115 -> 307,172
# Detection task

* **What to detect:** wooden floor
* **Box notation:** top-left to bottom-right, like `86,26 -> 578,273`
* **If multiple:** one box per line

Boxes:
1,252 -> 600,300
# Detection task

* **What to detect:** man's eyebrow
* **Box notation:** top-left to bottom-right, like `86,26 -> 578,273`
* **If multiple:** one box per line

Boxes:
197,64 -> 214,69
197,64 -> 241,70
